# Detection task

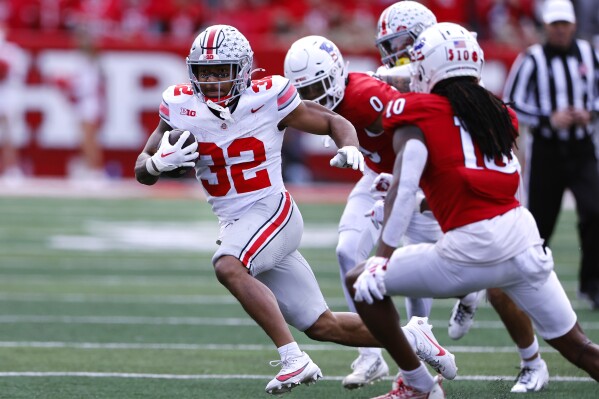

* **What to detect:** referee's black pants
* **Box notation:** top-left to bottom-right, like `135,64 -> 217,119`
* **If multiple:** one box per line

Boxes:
527,134 -> 599,294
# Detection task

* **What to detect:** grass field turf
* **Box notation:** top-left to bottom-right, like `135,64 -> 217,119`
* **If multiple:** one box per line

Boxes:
0,182 -> 597,398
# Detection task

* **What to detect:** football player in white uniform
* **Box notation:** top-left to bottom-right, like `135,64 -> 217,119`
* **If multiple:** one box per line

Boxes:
135,24 -> 449,396
374,2 -> 550,393
284,35 -> 454,390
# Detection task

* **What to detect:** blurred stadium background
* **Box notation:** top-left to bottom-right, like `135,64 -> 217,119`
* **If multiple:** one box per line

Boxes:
5,0 -> 598,183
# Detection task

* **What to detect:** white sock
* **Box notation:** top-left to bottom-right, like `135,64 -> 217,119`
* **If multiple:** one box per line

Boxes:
359,347 -> 382,356
278,342 -> 302,360
518,335 -> 540,362
400,363 -> 435,393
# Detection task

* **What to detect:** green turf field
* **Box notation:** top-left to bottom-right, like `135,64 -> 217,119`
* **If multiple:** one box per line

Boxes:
0,189 -> 597,398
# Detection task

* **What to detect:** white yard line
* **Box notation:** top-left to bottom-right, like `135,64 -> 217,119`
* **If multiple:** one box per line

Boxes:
0,315 -> 598,330
0,341 -> 558,353
0,371 -> 591,382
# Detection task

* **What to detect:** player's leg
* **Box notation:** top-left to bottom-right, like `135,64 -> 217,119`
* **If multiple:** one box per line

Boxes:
447,290 -> 484,340
526,137 -> 565,247
214,255 -> 294,346
345,244 -> 460,395
402,209 -> 441,319
487,288 -> 549,392
568,151 -> 599,308
504,269 -> 599,381
212,192 -> 321,394
335,172 -> 389,388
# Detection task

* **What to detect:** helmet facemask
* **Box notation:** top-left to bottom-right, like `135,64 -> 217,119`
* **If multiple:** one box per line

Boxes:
295,69 -> 344,110
187,58 -> 251,106
377,28 -> 420,68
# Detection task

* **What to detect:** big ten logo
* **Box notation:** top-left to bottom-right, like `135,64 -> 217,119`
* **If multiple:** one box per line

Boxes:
180,108 -> 197,116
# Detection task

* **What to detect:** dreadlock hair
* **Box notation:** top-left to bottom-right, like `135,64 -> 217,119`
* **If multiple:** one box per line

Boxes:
431,76 -> 518,160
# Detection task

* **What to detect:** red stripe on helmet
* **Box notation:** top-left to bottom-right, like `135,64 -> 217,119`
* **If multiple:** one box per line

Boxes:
206,27 -> 219,55
380,8 -> 390,36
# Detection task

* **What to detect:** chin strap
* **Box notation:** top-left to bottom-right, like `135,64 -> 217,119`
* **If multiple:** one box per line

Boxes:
206,99 -> 234,122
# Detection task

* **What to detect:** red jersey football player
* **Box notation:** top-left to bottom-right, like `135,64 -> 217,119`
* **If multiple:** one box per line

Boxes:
347,22 -> 599,399
284,35 -> 455,390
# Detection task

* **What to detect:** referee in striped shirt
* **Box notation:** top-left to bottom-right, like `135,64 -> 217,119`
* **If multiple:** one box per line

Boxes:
504,0 -> 599,308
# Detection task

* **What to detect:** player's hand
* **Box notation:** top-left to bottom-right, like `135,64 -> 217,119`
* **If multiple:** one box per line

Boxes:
354,256 -> 388,304
322,136 -> 333,148
370,172 -> 394,200
150,130 -> 198,173
365,199 -> 385,229
330,146 -> 365,172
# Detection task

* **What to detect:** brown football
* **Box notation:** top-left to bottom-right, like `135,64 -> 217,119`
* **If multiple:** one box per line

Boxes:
162,129 -> 197,178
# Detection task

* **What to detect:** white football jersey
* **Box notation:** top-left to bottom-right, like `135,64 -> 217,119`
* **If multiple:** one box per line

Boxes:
159,75 -> 301,223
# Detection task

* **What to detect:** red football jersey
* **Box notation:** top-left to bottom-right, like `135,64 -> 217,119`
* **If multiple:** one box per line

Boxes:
334,72 -> 398,174
383,92 -> 520,232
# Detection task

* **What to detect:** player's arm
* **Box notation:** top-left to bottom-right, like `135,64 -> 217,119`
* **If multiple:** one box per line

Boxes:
375,125 -> 427,257
281,100 -> 365,171
134,120 -> 172,185
281,100 -> 358,147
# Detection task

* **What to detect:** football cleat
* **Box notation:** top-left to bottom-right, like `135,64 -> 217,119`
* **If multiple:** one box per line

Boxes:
448,290 -> 484,340
342,351 -> 389,389
265,351 -> 323,395
372,374 -> 445,399
510,359 -> 549,393
404,316 -> 457,380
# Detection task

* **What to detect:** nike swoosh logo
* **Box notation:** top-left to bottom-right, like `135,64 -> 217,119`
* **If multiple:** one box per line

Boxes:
161,151 -> 176,158
251,104 -> 265,113
276,362 -> 308,382
423,332 -> 446,356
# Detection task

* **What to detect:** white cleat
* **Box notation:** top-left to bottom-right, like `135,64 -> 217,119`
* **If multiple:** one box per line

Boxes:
265,351 -> 323,395
510,359 -> 549,393
448,290 -> 484,340
373,374 -> 445,399
405,316 -> 458,380
342,351 -> 389,389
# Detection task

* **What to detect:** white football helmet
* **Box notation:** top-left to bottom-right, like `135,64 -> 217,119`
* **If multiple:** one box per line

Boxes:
186,25 -> 253,104
409,22 -> 484,94
284,35 -> 347,110
376,1 -> 437,68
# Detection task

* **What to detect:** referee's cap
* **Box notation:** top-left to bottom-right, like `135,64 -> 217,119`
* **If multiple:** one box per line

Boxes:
542,0 -> 576,24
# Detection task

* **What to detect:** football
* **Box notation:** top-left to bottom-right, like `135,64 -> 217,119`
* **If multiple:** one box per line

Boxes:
161,128 -> 197,178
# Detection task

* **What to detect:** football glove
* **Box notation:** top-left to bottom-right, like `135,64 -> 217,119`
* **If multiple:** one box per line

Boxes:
330,146 -> 365,172
370,172 -> 394,200
365,199 -> 385,229
148,130 -> 199,175
322,135 -> 333,148
353,256 -> 388,304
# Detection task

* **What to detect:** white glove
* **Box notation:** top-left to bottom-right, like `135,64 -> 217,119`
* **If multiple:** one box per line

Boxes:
148,130 -> 199,175
330,146 -> 365,172
365,199 -> 385,229
353,256 -> 389,304
322,136 -> 333,148
370,172 -> 394,200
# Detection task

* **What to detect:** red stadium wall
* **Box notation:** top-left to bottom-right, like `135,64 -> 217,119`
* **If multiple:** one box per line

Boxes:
7,31 -> 519,181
